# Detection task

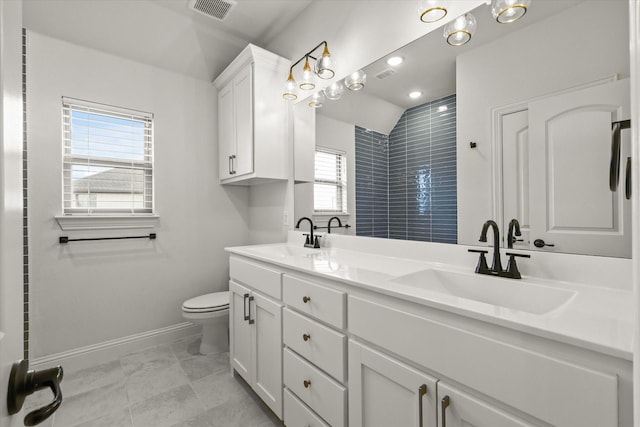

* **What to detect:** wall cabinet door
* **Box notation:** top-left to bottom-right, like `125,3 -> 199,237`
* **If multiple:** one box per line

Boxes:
349,340 -> 438,427
218,81 -> 235,180
229,280 -> 283,419
437,382 -> 535,427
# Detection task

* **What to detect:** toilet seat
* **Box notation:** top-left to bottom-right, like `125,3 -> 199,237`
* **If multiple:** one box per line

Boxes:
182,291 -> 229,313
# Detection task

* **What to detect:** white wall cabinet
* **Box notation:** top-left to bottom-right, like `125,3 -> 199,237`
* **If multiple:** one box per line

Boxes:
229,257 -> 284,419
213,44 -> 291,185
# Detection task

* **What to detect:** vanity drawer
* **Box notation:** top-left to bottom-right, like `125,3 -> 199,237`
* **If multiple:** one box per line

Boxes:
348,295 -> 618,427
229,256 -> 282,300
284,387 -> 330,427
283,275 -> 346,328
283,308 -> 346,382
284,348 -> 347,427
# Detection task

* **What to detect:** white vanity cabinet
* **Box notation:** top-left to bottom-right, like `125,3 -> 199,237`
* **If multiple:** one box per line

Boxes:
213,44 -> 290,185
282,274 -> 348,427
349,340 -> 438,427
228,256 -> 283,419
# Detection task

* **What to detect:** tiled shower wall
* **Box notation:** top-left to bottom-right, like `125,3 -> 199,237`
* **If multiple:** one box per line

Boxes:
22,28 -> 29,360
355,94 -> 457,244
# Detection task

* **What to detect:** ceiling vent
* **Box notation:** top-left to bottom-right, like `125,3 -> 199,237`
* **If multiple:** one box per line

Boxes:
188,0 -> 236,21
375,68 -> 396,80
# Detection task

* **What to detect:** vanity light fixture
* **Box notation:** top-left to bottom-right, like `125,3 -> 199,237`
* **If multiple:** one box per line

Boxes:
323,81 -> 344,101
282,41 -> 336,100
345,69 -> 367,91
491,0 -> 530,23
387,56 -> 404,66
308,91 -> 325,108
443,13 -> 476,46
418,0 -> 448,23
409,90 -> 423,99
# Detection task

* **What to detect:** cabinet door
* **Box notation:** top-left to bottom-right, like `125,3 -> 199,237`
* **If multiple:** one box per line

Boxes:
218,81 -> 235,180
437,383 -> 535,427
229,280 -> 251,382
349,340 -> 438,427
252,291 -> 283,418
233,64 -> 254,177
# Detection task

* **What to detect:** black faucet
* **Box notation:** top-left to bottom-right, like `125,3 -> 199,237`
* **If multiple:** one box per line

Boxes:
327,216 -> 342,234
479,220 -> 503,273
507,218 -> 523,249
296,217 -> 320,248
469,219 -> 530,279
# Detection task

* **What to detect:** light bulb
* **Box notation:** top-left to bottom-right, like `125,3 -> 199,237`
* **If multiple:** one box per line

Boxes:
308,91 -> 325,108
299,57 -> 315,90
491,0 -> 530,23
345,70 -> 367,91
282,71 -> 298,100
418,0 -> 448,23
387,56 -> 404,66
315,44 -> 335,79
409,91 -> 423,99
443,13 -> 476,46
323,81 -> 344,101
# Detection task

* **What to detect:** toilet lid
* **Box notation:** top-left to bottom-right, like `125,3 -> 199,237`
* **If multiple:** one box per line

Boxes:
182,291 -> 229,311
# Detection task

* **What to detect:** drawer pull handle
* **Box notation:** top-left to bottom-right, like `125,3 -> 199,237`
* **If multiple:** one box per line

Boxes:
441,395 -> 450,427
418,384 -> 427,427
303,333 -> 311,341
303,380 -> 311,388
248,295 -> 255,325
243,293 -> 250,321
302,296 -> 311,303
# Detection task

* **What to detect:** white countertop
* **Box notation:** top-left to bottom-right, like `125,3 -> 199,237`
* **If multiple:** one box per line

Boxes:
226,239 -> 634,361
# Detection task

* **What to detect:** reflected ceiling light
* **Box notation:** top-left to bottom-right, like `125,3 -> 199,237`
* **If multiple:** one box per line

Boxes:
418,0 -> 448,23
437,105 -> 448,112
409,90 -> 423,99
443,13 -> 476,46
387,56 -> 404,66
282,41 -> 336,100
299,56 -> 315,90
308,91 -> 325,108
282,71 -> 298,100
323,81 -> 344,101
345,70 -> 367,91
491,0 -> 530,23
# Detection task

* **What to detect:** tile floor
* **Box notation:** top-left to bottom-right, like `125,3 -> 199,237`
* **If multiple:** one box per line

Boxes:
24,336 -> 282,427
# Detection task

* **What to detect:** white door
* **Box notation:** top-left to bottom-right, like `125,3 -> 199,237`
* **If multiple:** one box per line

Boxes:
528,79 -> 631,257
233,64 -> 254,177
218,81 -> 235,180
229,281 -> 252,383
1,0 -> 28,425
501,109 -> 530,249
437,382 -> 534,427
252,292 -> 282,419
349,340 -> 438,427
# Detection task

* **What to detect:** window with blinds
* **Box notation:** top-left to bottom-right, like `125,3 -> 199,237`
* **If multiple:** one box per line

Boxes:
62,98 -> 153,215
314,147 -> 347,214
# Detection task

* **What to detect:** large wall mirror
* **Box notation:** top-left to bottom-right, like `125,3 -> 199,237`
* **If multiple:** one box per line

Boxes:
294,0 -> 631,258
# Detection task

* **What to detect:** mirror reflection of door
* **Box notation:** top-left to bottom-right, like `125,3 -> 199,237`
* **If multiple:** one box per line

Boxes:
501,79 -> 631,257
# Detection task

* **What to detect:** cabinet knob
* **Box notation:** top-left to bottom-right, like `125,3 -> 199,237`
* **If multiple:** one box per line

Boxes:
303,333 -> 311,341
303,380 -> 311,388
302,296 -> 311,303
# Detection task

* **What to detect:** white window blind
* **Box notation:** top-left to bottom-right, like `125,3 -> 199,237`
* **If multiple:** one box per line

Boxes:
314,147 -> 347,214
62,98 -> 153,215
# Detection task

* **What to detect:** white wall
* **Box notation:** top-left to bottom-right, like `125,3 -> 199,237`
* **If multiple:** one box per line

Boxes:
456,1 -> 629,245
314,114 -> 356,234
27,31 -> 251,358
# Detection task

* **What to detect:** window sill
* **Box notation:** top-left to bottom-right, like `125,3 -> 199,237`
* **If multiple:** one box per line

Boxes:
55,215 -> 160,231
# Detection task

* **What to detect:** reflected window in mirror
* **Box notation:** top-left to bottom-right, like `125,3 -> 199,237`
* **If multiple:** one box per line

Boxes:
314,148 -> 348,214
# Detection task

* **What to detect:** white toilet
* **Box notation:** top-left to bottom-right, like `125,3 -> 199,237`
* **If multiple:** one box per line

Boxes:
181,291 -> 229,355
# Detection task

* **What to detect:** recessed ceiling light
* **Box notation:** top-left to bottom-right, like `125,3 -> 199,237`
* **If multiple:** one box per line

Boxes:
387,56 -> 404,66
409,91 -> 423,99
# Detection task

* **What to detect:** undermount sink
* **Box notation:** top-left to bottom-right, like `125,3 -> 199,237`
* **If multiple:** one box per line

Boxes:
389,269 -> 576,315
241,244 -> 319,259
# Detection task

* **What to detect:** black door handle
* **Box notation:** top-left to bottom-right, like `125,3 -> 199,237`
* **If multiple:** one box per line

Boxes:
7,360 -> 63,426
533,239 -> 555,248
625,156 -> 631,200
610,120 -> 631,192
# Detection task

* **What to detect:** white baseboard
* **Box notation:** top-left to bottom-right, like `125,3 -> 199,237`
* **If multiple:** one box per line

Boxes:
30,322 -> 201,372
